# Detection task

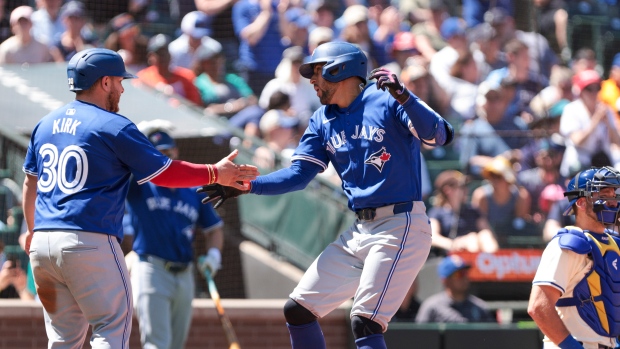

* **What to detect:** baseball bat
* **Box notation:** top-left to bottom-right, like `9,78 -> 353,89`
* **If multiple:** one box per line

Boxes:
204,268 -> 241,349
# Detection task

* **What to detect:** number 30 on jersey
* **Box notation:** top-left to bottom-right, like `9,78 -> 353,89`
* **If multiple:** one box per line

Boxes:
38,143 -> 89,194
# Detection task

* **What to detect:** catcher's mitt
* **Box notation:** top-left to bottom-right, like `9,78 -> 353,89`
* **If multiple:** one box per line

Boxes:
197,183 -> 248,209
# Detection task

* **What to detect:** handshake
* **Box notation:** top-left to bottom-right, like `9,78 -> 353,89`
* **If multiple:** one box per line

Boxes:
197,182 -> 250,209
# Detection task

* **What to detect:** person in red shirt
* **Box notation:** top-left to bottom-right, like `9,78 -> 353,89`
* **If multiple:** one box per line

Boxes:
136,34 -> 202,106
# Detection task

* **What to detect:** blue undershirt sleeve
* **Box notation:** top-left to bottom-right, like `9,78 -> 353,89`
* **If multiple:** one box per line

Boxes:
401,91 -> 440,140
249,160 -> 322,195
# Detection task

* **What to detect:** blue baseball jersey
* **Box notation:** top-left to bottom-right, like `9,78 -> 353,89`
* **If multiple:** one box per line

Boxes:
291,84 -> 438,210
23,100 -> 171,239
126,181 -> 222,264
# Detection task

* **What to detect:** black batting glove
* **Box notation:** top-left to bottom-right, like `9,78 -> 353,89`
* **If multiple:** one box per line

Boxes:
368,68 -> 410,105
197,183 -> 249,209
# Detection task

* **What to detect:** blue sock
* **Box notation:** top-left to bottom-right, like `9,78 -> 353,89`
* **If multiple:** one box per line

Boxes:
287,321 -> 326,349
355,334 -> 387,349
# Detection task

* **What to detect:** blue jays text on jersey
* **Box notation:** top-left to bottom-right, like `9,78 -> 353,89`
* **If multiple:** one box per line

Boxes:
291,83 -> 442,211
23,100 -> 171,240
126,181 -> 222,264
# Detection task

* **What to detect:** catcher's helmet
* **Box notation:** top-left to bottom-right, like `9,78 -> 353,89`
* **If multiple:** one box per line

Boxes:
67,48 -> 136,91
564,166 -> 620,225
299,42 -> 368,83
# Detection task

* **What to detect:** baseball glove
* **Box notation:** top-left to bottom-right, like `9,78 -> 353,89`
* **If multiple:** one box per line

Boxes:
197,183 -> 248,209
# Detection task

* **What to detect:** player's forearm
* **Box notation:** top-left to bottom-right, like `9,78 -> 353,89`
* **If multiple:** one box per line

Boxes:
401,93 -> 449,142
250,161 -> 321,195
150,160 -> 217,187
22,174 -> 37,232
240,10 -> 272,46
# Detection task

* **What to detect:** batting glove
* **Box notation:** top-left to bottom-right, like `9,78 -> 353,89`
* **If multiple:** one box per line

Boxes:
199,248 -> 222,277
197,183 -> 249,209
368,68 -> 410,105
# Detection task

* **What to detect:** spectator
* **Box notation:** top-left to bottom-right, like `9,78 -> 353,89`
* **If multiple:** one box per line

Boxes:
195,0 -> 240,74
428,170 -> 498,256
0,6 -> 52,64
136,34 -> 202,106
485,7 -> 558,79
193,36 -> 256,116
232,0 -> 287,96
457,81 -> 527,174
308,25 -> 333,54
129,0 -> 178,37
0,0 -> 11,44
559,69 -> 620,177
529,65 -> 573,121
462,0 -> 513,28
416,255 -> 494,323
169,10 -> 213,70
401,60 -> 450,117
486,39 -> 549,124
599,53 -> 620,122
372,6 -> 403,53
338,4 -> 389,68
49,1 -> 96,62
125,123 -> 225,349
471,155 -> 532,245
518,100 -> 567,172
449,50 -> 480,121
30,0 -> 63,46
382,31 -> 420,77
570,47 -> 599,75
410,0 -> 448,62
253,107 -> 300,169
391,278 -> 421,323
428,16 -> 471,98
542,189 -> 575,242
259,46 -> 319,126
0,247 -> 32,300
281,7 -> 311,52
533,0 -> 568,60
307,0 -> 336,34
104,13 -> 149,72
469,22 -> 506,81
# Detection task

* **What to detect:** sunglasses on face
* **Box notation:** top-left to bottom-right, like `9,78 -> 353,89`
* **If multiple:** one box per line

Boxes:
583,84 -> 601,93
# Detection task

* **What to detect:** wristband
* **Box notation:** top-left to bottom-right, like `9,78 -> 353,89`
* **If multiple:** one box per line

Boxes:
212,165 -> 218,184
558,335 -> 583,349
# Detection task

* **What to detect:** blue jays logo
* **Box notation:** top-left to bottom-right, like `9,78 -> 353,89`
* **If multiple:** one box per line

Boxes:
364,147 -> 391,172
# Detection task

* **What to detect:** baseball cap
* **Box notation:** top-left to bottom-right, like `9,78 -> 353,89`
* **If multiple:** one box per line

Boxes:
392,32 -> 417,52
10,6 -> 33,26
147,34 -> 171,53
259,110 -> 299,134
285,8 -> 312,29
181,11 -> 212,39
440,17 -> 467,40
195,36 -> 223,61
438,255 -> 471,279
434,170 -> 465,190
342,5 -> 368,26
572,69 -> 601,94
148,131 -> 176,150
482,156 -> 516,184
60,1 -> 86,19
309,26 -> 334,49
484,7 -> 509,26
613,53 -> 620,68
110,13 -> 136,33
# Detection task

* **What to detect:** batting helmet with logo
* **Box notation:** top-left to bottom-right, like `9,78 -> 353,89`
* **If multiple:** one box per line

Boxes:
67,48 -> 136,91
299,42 -> 368,83
564,166 -> 620,225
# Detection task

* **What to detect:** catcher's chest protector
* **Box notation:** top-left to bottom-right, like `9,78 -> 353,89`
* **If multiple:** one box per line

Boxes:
555,228 -> 620,336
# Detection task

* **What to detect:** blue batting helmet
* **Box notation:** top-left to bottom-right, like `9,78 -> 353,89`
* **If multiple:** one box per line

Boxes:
67,48 -> 136,91
299,42 -> 368,83
564,166 -> 620,225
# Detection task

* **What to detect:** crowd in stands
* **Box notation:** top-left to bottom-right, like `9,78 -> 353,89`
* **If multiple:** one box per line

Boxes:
3,0 -> 620,315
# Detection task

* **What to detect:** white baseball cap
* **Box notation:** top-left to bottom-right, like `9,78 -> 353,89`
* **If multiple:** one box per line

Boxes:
181,11 -> 212,39
10,6 -> 33,26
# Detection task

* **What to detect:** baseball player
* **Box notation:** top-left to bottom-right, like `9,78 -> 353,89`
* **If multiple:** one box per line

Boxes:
21,48 -> 258,349
201,42 -> 454,349
126,124 -> 224,349
528,167 -> 620,349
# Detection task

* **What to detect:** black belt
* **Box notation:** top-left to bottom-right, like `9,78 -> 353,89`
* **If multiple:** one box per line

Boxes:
355,201 -> 414,221
139,254 -> 190,273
